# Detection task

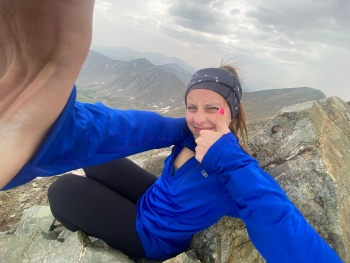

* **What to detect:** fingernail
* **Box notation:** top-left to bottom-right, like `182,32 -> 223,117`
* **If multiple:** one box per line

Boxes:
219,108 -> 224,115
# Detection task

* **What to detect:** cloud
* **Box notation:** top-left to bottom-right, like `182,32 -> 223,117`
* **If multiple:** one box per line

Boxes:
246,1 -> 350,50
230,8 -> 241,16
91,0 -> 350,101
168,1 -> 233,35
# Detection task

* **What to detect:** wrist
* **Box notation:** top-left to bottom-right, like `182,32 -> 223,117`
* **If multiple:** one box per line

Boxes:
202,133 -> 235,171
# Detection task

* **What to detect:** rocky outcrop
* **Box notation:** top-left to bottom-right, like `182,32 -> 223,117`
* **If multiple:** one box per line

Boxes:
242,87 -> 326,123
0,206 -> 135,263
1,96 -> 349,262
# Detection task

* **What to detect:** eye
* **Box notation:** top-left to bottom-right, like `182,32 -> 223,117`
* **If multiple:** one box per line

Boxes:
187,106 -> 197,111
207,107 -> 219,112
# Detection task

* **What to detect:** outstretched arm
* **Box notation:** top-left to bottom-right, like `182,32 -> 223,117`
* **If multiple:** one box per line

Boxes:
2,89 -> 190,190
202,134 -> 342,262
0,0 -> 95,189
196,112 -> 342,262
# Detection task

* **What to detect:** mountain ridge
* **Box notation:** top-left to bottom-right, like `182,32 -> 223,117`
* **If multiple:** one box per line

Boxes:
90,44 -> 197,73
77,50 -> 327,122
76,51 -> 186,113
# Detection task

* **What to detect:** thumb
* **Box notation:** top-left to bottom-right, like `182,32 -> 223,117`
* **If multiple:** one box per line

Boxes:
216,107 -> 230,134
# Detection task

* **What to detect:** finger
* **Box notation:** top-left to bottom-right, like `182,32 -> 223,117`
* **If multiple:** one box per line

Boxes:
216,107 -> 230,133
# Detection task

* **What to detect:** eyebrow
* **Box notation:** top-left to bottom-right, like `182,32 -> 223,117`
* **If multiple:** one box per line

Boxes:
186,102 -> 222,107
204,102 -> 221,107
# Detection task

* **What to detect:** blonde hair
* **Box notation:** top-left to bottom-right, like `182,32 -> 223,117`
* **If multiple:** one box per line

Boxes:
219,63 -> 248,148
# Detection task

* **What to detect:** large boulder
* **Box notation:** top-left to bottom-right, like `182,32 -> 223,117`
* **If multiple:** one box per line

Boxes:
190,97 -> 350,262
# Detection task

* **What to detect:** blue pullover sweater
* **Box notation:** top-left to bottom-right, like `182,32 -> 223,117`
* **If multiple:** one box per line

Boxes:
2,87 -> 342,262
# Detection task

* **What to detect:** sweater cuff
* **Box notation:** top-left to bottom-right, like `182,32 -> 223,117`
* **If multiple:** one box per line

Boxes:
202,132 -> 240,171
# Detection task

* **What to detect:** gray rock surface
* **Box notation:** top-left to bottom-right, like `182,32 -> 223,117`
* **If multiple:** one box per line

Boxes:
128,148 -> 172,176
0,206 -> 135,263
163,250 -> 200,263
190,217 -> 264,263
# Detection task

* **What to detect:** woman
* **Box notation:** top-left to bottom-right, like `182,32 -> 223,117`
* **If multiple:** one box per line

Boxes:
0,2 -> 342,261
46,66 -> 342,262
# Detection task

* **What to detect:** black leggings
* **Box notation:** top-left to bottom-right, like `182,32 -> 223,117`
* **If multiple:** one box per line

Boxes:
48,158 -> 157,259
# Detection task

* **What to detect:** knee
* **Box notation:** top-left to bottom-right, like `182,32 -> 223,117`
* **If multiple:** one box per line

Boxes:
48,174 -> 80,212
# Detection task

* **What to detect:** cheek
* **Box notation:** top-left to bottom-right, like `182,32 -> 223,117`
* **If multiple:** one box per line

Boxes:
207,115 -> 217,126
186,113 -> 193,126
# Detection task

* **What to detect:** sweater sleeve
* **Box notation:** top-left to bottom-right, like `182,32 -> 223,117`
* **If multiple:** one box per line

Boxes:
202,133 -> 343,263
2,86 -> 190,190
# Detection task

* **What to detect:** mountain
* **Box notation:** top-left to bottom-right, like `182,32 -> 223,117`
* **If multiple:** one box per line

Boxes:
77,50 -> 326,123
242,87 -> 326,123
242,78 -> 285,92
156,65 -> 192,86
76,50 -> 186,113
90,44 -> 197,73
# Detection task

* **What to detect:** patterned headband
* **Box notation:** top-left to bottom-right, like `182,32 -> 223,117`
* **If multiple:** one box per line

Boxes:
185,68 -> 242,119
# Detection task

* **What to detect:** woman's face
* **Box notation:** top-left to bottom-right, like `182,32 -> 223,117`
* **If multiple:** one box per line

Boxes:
186,89 -> 232,139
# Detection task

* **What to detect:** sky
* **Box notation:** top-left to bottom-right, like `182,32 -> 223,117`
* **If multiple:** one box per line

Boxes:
92,0 -> 350,101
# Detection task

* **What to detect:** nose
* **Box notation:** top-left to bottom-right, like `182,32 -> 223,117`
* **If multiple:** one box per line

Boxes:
194,110 -> 206,124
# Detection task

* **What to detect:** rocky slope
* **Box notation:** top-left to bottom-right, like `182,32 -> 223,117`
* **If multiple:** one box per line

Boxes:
76,51 -> 186,113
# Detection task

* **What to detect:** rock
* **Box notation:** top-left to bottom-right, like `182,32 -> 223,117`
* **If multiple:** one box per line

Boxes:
190,97 -> 349,262
0,206 -> 135,263
163,250 -> 200,263
15,205 -> 55,236
249,97 -> 350,261
128,148 -> 172,176
190,217 -> 264,263
5,223 -> 19,235
0,234 -> 13,260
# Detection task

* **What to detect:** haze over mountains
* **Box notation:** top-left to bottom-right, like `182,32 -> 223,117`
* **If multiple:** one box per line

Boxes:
76,50 -> 326,123
91,44 -> 197,73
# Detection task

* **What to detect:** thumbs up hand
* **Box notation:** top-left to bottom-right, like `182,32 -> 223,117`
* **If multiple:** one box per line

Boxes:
195,108 -> 231,163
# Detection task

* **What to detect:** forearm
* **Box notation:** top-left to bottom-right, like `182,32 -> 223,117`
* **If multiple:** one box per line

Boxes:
0,0 -> 94,189
0,66 -> 76,190
226,165 -> 341,262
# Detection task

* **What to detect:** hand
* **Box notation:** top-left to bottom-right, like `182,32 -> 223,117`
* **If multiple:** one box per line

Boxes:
195,108 -> 231,163
0,0 -> 95,189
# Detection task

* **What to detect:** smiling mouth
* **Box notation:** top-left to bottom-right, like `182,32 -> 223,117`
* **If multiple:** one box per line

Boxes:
194,127 -> 214,133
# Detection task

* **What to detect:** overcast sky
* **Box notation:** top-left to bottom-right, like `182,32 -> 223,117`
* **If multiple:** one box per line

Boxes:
92,0 -> 350,101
